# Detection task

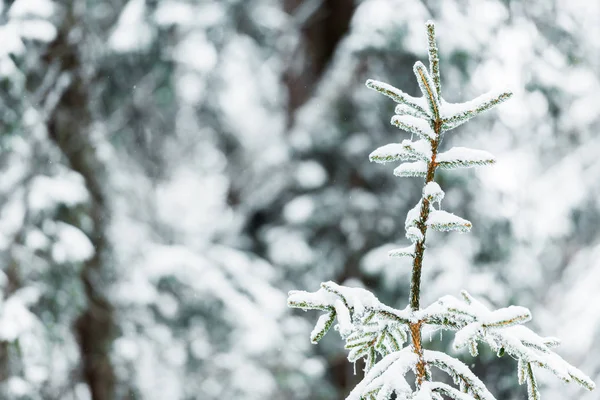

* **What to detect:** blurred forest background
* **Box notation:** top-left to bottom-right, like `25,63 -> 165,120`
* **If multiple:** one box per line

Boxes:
0,0 -> 598,399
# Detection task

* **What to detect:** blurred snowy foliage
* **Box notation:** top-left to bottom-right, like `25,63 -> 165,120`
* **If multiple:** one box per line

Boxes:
0,0 -> 598,399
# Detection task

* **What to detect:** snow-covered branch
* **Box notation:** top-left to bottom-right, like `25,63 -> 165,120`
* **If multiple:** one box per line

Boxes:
423,291 -> 595,393
391,114 -> 436,141
366,79 -> 429,117
440,90 -> 513,131
288,282 -> 412,370
436,147 -> 496,169
290,20 -> 594,400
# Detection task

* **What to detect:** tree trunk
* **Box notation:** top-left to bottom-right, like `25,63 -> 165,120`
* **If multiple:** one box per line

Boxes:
44,8 -> 116,400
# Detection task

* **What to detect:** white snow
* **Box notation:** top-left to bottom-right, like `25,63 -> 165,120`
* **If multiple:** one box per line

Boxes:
440,89 -> 512,121
413,61 -> 440,117
425,350 -> 496,400
13,19 -> 57,42
0,294 -> 39,341
365,79 -> 428,112
388,244 -> 415,258
289,281 -> 381,311
437,147 -> 496,168
405,200 -> 425,229
6,377 -> 34,398
28,173 -> 89,212
369,143 -> 412,164
155,169 -> 229,240
24,229 -> 49,251
427,210 -> 472,233
288,282 -> 413,325
426,291 -> 595,392
419,381 -> 477,400
370,139 -> 432,164
406,139 -> 433,160
423,182 -> 444,203
393,161 -> 428,177
50,222 -> 95,264
453,322 -> 482,351
346,347 -> 417,400
0,24 -> 26,57
283,195 -> 315,224
9,0 -> 54,18
485,306 -> 531,327
391,115 -> 436,141
153,1 -> 195,26
173,32 -> 217,73
334,299 -> 352,337
405,226 -> 424,242
395,103 -> 428,119
295,160 -> 327,188
109,0 -> 154,53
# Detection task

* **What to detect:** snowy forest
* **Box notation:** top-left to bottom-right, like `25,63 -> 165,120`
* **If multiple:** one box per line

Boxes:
0,0 -> 599,399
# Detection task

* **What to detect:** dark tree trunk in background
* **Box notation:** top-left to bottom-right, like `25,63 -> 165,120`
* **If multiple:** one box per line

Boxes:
283,0 -> 355,122
282,1 -> 359,397
44,9 -> 116,400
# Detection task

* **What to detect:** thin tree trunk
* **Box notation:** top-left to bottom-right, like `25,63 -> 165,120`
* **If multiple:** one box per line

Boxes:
44,9 -> 116,400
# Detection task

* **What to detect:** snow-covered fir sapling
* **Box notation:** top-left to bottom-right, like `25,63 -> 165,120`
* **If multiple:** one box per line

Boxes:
288,21 -> 595,400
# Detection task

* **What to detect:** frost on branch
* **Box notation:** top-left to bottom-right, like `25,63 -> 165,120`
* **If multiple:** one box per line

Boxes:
404,139 -> 433,161
369,139 -> 431,164
366,79 -> 429,117
437,147 -> 496,169
395,103 -> 429,120
405,199 -> 433,230
427,210 -> 472,233
346,347 -> 417,400
369,143 -> 413,164
406,226 -> 423,243
423,182 -> 444,204
423,291 -> 596,396
347,347 -> 495,400
288,282 -> 411,371
413,61 -> 440,119
440,90 -> 513,131
426,20 -> 441,99
394,161 -> 428,177
388,244 -> 415,258
291,20 -> 594,400
425,350 -> 496,400
391,115 -> 436,141
415,381 -> 479,400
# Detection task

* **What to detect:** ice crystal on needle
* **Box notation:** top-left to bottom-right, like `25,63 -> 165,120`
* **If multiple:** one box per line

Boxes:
288,21 -> 594,400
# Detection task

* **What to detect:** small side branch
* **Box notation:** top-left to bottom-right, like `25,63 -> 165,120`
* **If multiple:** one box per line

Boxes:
426,20 -> 441,98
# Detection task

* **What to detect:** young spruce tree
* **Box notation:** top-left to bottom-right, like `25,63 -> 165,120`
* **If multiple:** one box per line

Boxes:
288,21 -> 595,400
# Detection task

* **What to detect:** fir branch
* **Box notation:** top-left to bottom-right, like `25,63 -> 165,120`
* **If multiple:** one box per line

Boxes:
395,103 -> 430,119
518,358 -> 527,385
393,161 -> 428,177
310,311 -> 336,343
427,210 -> 472,233
388,244 -> 416,258
366,79 -> 429,116
369,143 -> 416,164
391,115 -> 436,141
423,181 -> 444,204
425,292 -> 596,393
436,147 -> 496,169
526,363 -> 540,400
441,90 -> 513,131
424,350 -> 496,400
426,20 -> 441,99
413,61 -> 441,120
289,21 -> 594,400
